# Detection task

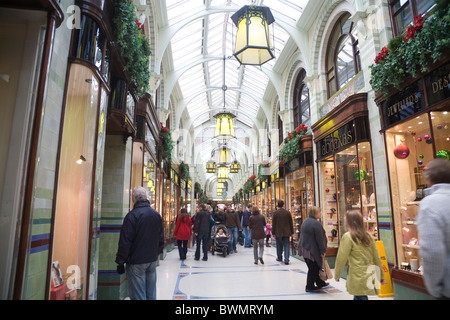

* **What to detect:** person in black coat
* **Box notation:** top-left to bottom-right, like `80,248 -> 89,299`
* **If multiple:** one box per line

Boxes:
116,186 -> 164,300
194,204 -> 211,261
298,206 -> 328,292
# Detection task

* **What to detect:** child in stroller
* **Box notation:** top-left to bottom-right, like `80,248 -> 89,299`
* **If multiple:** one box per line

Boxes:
211,224 -> 230,257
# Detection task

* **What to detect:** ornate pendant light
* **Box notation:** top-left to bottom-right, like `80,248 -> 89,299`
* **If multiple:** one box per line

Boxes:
230,160 -> 241,173
214,56 -> 235,140
218,145 -> 231,164
214,111 -> 235,140
231,5 -> 275,66
206,160 -> 216,173
217,165 -> 228,182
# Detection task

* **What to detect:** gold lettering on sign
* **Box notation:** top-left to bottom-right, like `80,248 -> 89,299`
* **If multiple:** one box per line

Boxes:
387,94 -> 420,117
431,74 -> 450,94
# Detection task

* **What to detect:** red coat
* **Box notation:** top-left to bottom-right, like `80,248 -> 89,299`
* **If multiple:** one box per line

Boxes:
174,215 -> 192,240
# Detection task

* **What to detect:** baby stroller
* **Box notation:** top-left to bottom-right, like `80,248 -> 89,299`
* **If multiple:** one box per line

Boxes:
211,223 -> 230,257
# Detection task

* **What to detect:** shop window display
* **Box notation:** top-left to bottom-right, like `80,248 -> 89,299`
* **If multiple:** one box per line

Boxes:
386,111 -> 450,272
50,64 -> 100,299
319,142 -> 378,248
319,161 -> 338,248
286,166 -> 314,243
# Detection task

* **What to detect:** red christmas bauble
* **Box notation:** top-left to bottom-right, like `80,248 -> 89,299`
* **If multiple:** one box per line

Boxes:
393,144 -> 410,159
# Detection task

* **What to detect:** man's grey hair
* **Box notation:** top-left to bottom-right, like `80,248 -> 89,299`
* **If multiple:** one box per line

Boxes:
424,158 -> 450,185
132,186 -> 148,202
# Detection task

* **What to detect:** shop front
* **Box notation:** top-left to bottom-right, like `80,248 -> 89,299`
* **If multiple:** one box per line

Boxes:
133,93 -> 160,211
49,10 -> 116,300
312,93 -> 379,267
284,135 -> 314,247
376,57 -> 450,299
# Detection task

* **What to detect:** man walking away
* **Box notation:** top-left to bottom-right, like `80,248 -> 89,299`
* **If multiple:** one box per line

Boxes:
116,186 -> 164,300
272,200 -> 294,265
242,204 -> 252,248
194,204 -> 211,261
417,158 -> 450,299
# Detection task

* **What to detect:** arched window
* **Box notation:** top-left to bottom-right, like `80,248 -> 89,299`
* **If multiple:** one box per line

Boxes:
292,69 -> 310,128
326,12 -> 361,98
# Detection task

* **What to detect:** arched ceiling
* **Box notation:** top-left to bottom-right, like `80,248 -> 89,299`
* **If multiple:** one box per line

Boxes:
154,0 -> 310,186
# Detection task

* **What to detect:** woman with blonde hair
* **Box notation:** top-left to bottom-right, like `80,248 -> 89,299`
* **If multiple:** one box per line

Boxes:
298,206 -> 328,292
334,210 -> 386,300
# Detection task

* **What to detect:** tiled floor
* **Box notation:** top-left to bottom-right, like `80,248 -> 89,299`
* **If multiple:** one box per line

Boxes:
156,243 -> 392,300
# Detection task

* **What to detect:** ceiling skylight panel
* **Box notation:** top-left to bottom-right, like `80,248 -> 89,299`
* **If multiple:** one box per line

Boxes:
236,114 -> 253,128
171,19 -> 204,68
239,94 -> 259,114
262,0 -> 303,22
193,113 -> 212,127
166,0 -> 205,24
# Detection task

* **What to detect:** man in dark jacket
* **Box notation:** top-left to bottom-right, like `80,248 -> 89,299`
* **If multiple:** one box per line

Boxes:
194,204 -> 211,261
249,206 -> 266,264
242,204 -> 252,248
224,204 -> 242,253
272,200 -> 294,265
116,186 -> 164,300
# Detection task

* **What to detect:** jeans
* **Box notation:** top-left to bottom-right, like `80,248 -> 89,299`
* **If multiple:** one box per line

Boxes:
228,226 -> 239,251
252,238 -> 264,261
126,261 -> 157,300
177,239 -> 188,259
243,227 -> 251,247
195,233 -> 208,260
276,236 -> 290,262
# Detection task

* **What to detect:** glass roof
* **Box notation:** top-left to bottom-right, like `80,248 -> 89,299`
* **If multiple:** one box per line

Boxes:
165,0 -> 307,130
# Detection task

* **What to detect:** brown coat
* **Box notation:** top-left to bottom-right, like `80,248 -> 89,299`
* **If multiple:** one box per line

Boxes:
249,212 -> 266,240
272,208 -> 294,237
223,210 -> 242,230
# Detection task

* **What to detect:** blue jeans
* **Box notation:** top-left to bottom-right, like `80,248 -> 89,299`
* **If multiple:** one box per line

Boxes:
228,226 -> 239,251
276,236 -> 290,263
126,261 -> 157,300
195,233 -> 209,260
177,239 -> 188,259
243,227 -> 251,247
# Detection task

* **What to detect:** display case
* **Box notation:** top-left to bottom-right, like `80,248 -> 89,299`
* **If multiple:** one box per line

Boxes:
385,112 -> 435,273
319,161 -> 339,248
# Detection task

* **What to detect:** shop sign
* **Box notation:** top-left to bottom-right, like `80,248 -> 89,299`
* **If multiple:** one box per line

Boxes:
284,157 -> 300,175
380,80 -> 425,128
316,121 -> 356,159
424,60 -> 450,106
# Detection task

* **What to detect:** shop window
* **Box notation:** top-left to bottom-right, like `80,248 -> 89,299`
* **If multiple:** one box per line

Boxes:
293,69 -> 310,128
50,64 -> 100,300
71,15 -> 106,72
389,0 -> 435,36
386,111 -> 450,271
278,105 -> 283,145
286,165 -> 314,243
144,152 -> 156,208
326,12 -> 360,98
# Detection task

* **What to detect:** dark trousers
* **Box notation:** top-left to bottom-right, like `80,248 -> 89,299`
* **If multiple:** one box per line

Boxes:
195,233 -> 208,260
305,258 -> 327,290
177,239 -> 188,259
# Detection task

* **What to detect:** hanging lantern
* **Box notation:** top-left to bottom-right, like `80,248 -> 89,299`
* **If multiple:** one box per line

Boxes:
217,165 -> 228,182
230,160 -> 241,173
218,146 -> 231,164
206,160 -> 216,173
214,111 -> 235,140
231,5 -> 275,66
